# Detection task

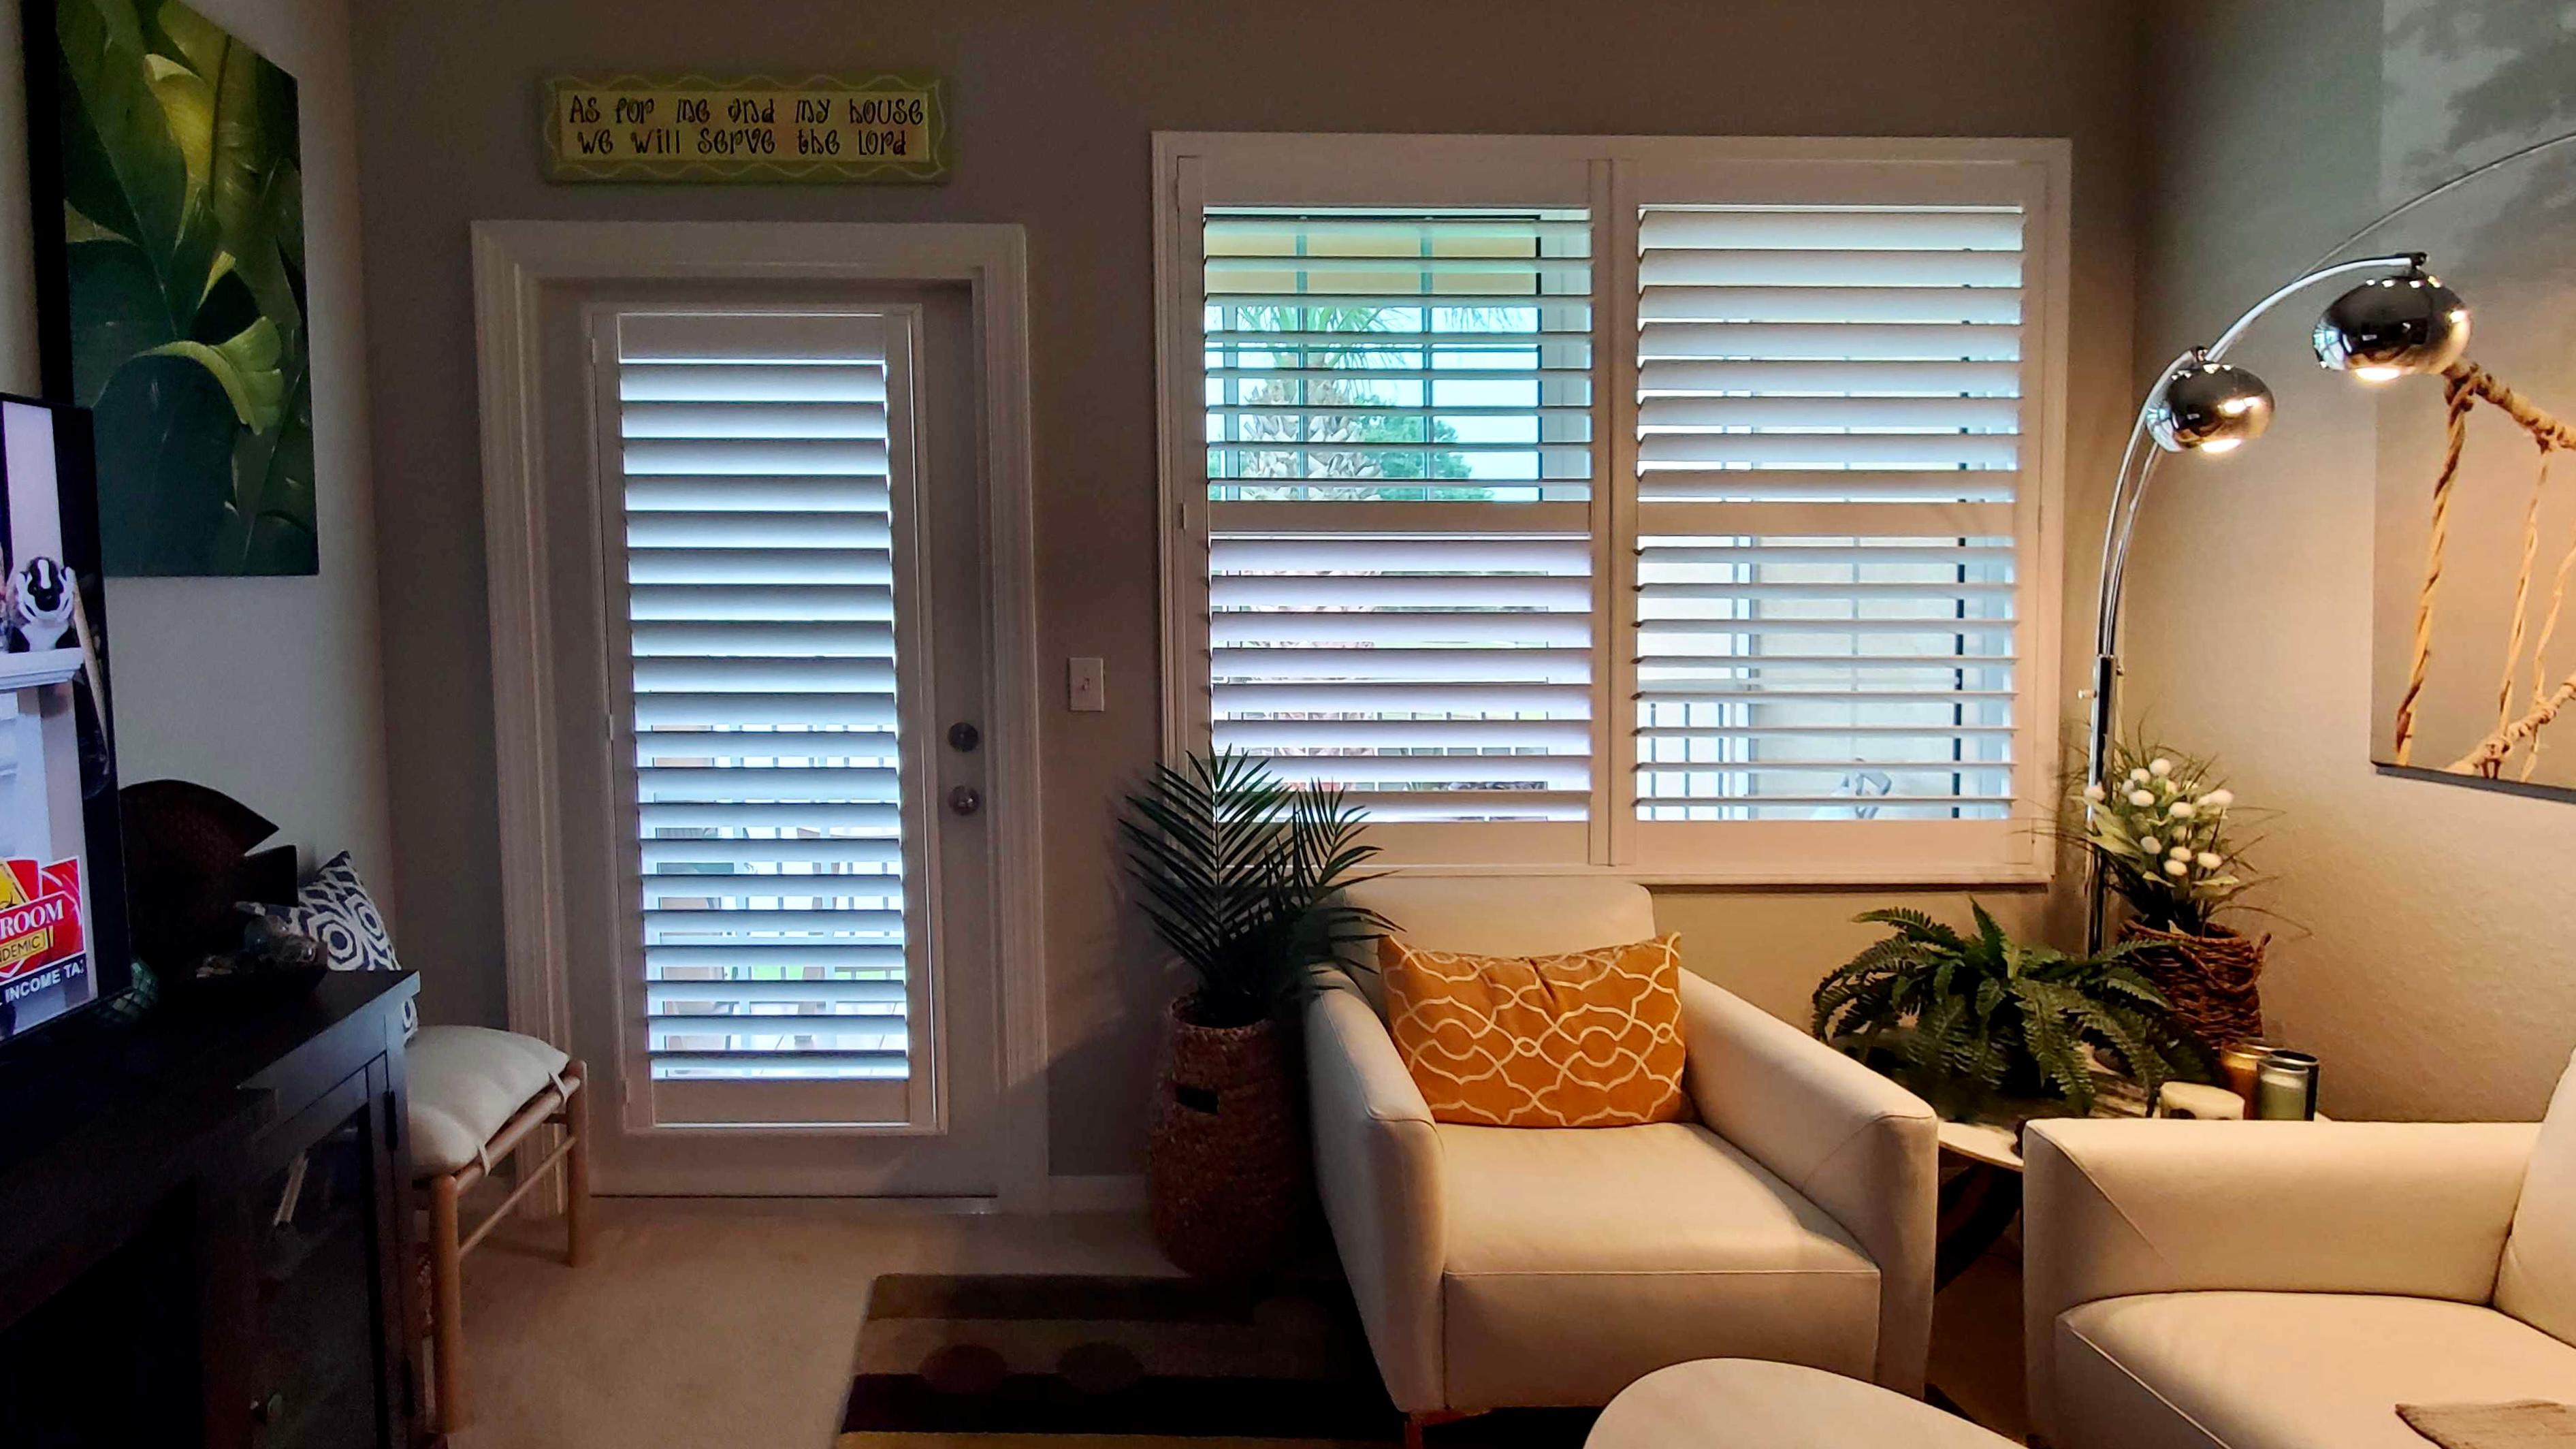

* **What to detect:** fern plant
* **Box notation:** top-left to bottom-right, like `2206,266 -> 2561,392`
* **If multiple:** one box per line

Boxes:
1812,904 -> 2206,1119
1118,750 -> 1388,1030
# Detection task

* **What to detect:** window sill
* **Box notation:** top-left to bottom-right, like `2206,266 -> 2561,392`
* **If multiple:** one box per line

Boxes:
1363,860 -> 2057,890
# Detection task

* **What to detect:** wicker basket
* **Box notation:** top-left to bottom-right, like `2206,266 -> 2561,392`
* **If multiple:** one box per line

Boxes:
1146,999 -> 1308,1281
2119,921 -> 2268,1050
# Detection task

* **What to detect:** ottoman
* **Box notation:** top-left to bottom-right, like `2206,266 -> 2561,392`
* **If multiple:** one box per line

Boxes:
1588,1360 -> 2011,1449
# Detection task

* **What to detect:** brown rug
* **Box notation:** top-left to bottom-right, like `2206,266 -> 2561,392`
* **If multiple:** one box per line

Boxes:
838,1275 -> 1595,1448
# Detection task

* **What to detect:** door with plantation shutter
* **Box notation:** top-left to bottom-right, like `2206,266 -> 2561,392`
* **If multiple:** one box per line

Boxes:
573,297 -> 1005,1194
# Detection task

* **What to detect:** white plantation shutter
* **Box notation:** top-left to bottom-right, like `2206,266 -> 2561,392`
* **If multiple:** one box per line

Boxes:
607,309 -> 930,1127
1160,138 -> 2063,881
1198,208 -> 1598,853
1630,202 -> 2028,828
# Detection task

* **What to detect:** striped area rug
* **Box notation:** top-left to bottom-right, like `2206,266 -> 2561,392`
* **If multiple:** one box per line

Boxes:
838,1275 -> 1595,1449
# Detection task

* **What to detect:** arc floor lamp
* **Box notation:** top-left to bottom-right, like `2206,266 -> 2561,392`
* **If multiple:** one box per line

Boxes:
2081,255 -> 2470,949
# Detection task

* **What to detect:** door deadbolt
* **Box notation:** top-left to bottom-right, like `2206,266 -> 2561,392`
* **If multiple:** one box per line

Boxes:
947,785 -> 982,816
948,721 -> 982,752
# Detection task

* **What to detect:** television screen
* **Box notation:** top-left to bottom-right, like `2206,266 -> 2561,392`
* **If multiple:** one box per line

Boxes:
0,394 -> 131,1043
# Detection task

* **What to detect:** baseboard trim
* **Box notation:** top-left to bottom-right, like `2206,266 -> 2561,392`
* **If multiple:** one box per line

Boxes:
1046,1174 -> 1146,1211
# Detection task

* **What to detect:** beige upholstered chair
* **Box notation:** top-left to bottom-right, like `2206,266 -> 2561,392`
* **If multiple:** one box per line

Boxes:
1310,876 -> 1939,1439
2023,1051 -> 2576,1449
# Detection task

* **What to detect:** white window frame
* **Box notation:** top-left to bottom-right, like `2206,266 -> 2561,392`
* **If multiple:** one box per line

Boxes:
1153,134 -> 2070,886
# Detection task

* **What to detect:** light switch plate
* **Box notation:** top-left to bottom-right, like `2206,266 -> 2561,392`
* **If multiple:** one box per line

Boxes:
1068,656 -> 1106,712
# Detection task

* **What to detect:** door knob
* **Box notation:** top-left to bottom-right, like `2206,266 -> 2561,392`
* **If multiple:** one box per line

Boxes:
947,785 -> 982,816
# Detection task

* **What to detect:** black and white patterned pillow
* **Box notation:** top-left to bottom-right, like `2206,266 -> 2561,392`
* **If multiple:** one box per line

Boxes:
244,852 -> 402,972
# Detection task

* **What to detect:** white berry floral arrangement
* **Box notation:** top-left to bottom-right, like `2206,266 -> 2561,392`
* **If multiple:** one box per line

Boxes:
2077,739 -> 2262,936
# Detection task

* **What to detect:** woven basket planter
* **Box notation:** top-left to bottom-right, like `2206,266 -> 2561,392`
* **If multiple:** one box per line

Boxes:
1147,999 -> 1308,1281
2120,921 -> 2268,1050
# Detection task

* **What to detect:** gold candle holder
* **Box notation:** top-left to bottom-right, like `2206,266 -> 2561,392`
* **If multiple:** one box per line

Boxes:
2218,1042 -> 2272,1113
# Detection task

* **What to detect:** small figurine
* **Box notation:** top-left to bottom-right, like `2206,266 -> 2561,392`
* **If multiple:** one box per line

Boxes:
191,912 -> 328,987
11,556 -> 76,652
243,912 -> 328,971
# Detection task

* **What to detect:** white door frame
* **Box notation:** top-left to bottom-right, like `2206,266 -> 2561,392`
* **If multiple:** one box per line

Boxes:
470,221 -> 1048,1207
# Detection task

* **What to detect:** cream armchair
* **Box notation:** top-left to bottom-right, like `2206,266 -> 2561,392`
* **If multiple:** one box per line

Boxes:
1310,876 -> 1939,1433
2024,1051 -> 2576,1449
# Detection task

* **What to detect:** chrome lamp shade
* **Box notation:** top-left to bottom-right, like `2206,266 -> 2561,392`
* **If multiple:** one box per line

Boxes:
2146,358 -> 2274,453
2313,268 -> 2472,381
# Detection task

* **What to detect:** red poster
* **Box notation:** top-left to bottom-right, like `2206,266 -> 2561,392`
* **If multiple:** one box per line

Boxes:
0,858 -> 84,985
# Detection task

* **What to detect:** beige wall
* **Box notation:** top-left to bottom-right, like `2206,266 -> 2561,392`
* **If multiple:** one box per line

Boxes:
0,0 -> 394,903
349,0 -> 2141,1175
2133,1 -> 2576,1121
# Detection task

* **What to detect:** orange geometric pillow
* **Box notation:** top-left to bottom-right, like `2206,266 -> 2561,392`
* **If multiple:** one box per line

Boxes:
1379,934 -> 1690,1128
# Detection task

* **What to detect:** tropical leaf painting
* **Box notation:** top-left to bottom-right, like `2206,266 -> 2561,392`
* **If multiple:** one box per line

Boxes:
35,0 -> 314,575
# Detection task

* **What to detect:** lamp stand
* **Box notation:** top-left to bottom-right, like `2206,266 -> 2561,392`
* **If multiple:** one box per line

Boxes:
2081,253 -> 2424,953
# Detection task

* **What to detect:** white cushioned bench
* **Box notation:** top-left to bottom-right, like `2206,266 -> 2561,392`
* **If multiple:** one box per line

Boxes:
410,1025 -> 574,1175
406,1023 -> 590,1435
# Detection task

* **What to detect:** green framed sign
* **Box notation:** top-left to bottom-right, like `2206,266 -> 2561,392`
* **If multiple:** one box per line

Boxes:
543,72 -> 950,184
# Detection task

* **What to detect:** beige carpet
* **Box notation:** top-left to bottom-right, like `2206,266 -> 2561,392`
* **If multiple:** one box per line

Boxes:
451,1199 -> 2031,1448
450,1200 -> 1176,1449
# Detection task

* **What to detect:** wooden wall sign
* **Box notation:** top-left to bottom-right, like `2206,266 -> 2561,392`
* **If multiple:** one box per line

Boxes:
543,73 -> 949,184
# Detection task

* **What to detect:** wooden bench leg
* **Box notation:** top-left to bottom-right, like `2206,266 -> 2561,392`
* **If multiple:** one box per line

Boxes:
419,1065 -> 587,1433
562,1060 -> 592,1268
429,1171 -> 468,1434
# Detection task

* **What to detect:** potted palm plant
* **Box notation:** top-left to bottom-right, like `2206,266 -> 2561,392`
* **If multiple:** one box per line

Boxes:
2077,739 -> 2270,1049
1118,750 -> 1383,1279
1812,904 -> 2206,1122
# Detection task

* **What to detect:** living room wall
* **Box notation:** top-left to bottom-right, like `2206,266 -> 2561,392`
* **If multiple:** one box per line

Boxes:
2130,0 -> 2576,1120
348,0 -> 2143,1176
0,0 -> 395,910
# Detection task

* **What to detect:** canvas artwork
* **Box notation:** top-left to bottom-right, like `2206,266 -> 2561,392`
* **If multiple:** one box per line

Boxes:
26,0 -> 315,576
2369,1 -> 2576,797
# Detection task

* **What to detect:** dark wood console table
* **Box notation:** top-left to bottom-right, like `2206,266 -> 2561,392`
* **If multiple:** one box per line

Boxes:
0,972 -> 423,1448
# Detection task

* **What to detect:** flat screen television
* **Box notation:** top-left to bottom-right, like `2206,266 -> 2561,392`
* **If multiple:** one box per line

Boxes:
0,392 -> 130,1044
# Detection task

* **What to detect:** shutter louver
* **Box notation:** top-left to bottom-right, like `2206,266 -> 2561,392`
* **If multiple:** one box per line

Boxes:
614,313 -> 912,1087
1201,208 -> 1597,827
1632,204 -> 2025,821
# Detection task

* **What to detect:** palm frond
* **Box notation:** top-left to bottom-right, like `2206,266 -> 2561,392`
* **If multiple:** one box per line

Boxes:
1120,750 -> 1387,1025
